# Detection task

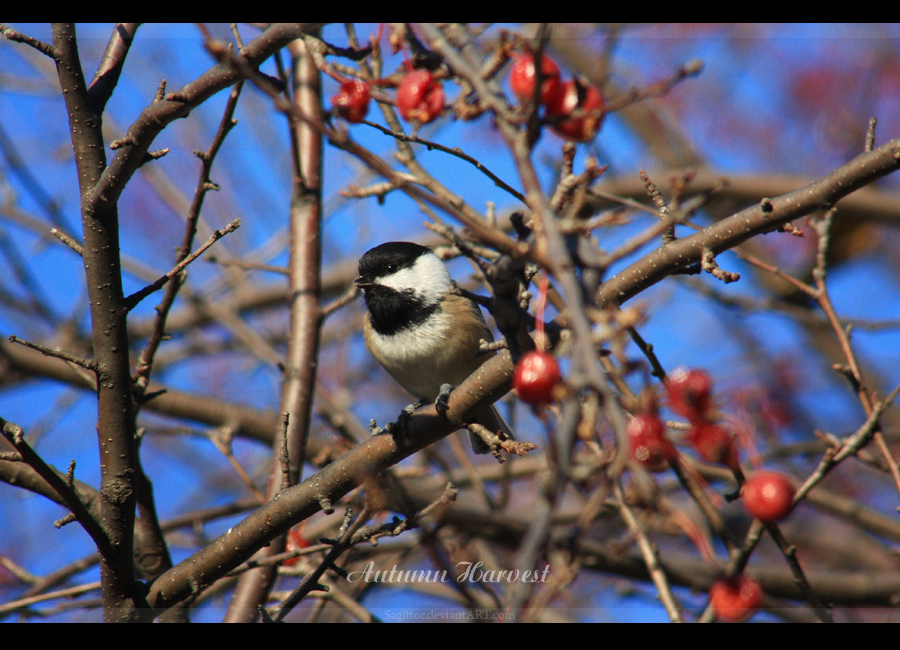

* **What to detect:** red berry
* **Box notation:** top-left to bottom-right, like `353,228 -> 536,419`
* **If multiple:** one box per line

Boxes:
514,351 -> 562,405
742,470 -> 795,523
283,530 -> 311,567
509,52 -> 562,105
544,79 -> 605,142
689,422 -> 739,470
331,79 -> 371,123
396,70 -> 444,125
710,575 -> 763,622
628,413 -> 677,472
665,368 -> 713,423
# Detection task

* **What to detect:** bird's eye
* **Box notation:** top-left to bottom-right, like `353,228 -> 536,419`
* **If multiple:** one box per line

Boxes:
387,264 -> 396,273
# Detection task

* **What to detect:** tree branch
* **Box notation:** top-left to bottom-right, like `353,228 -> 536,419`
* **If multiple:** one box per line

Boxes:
144,348 -> 516,613
596,137 -> 900,307
0,417 -> 112,558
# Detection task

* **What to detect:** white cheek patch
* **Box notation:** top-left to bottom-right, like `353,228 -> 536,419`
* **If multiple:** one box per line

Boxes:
379,253 -> 451,303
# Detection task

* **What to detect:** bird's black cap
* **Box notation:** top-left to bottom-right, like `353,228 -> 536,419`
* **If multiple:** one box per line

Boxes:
357,242 -> 431,283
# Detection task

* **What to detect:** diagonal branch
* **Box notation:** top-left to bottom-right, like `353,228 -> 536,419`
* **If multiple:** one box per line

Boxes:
144,349 -> 516,613
123,218 -> 240,312
1,418 -> 112,558
362,120 -> 527,204
133,69 -> 245,395
87,23 -> 140,115
8,335 -> 97,372
85,24 -> 319,214
596,137 -> 900,307
0,24 -> 59,59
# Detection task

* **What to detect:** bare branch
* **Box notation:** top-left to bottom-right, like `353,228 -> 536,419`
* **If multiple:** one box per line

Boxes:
8,334 -> 97,372
0,24 -> 59,59
123,218 -> 241,312
597,137 -> 900,307
0,417 -> 112,558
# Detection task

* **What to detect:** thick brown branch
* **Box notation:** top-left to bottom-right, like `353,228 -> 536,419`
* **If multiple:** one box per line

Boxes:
596,137 -> 900,307
145,349 -> 515,613
53,22 -> 140,621
87,23 -> 140,114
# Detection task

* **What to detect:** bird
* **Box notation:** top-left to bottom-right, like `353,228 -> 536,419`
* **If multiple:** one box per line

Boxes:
355,241 -> 514,454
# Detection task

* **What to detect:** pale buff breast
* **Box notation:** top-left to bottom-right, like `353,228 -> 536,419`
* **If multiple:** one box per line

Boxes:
364,293 -> 494,401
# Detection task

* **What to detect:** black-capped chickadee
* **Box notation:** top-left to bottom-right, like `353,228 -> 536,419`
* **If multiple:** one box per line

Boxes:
356,242 -> 514,454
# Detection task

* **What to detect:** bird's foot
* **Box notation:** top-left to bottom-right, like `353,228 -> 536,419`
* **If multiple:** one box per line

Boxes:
435,384 -> 455,420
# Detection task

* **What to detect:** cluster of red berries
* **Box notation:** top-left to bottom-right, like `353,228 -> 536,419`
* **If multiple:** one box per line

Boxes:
330,67 -> 445,127
625,368 -> 724,473
509,52 -> 605,142
331,49 -> 606,140
396,69 -> 444,125
622,369 -> 790,623
667,368 -> 797,523
624,368 -> 795,622
665,368 -> 739,471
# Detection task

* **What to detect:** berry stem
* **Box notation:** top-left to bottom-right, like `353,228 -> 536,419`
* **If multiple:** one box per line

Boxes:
536,273 -> 549,351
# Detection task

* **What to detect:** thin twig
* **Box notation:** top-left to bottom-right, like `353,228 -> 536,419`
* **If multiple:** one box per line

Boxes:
8,335 -> 96,372
0,581 -> 101,615
209,425 -> 266,504
272,507 -> 370,622
865,117 -> 877,152
320,283 -> 360,320
613,481 -> 683,622
0,24 -> 59,59
760,521 -> 833,623
0,418 -> 113,558
362,120 -> 527,204
795,380 -> 900,502
49,228 -> 85,256
133,68 -> 246,396
207,256 -> 288,276
807,209 -> 900,498
603,58 -> 705,113
123,218 -> 241,311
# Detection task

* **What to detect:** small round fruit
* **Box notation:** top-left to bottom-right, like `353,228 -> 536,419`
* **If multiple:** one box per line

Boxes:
283,529 -> 310,567
628,413 -> 677,472
396,70 -> 444,125
710,575 -> 763,622
331,79 -> 371,123
514,351 -> 562,405
544,79 -> 605,142
742,470 -> 795,523
689,422 -> 739,471
509,52 -> 562,105
665,368 -> 713,423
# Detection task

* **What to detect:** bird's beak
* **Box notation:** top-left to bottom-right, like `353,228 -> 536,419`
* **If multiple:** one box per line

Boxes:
355,276 -> 372,289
